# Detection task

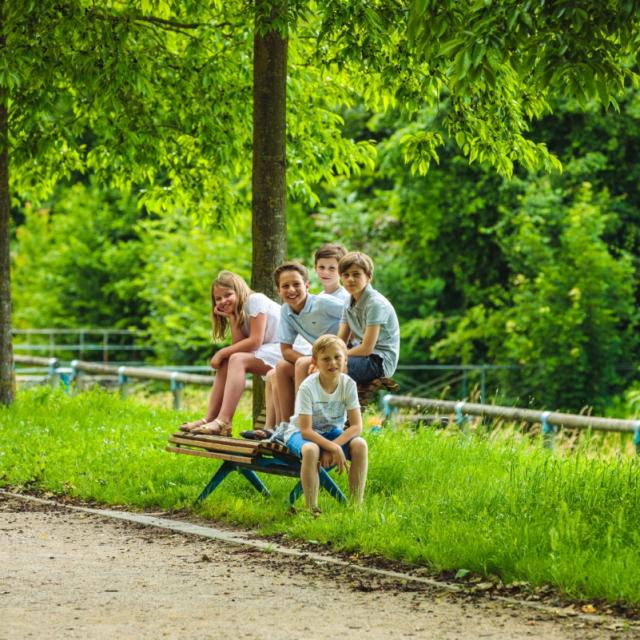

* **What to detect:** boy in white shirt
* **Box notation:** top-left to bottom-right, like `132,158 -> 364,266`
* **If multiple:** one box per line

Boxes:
283,335 -> 368,511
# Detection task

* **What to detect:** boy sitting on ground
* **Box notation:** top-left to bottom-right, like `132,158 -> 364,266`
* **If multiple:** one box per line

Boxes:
337,251 -> 400,385
282,335 -> 368,510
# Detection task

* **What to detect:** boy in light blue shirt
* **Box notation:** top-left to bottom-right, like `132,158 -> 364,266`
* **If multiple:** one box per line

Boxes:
337,251 -> 400,384
273,261 -> 344,425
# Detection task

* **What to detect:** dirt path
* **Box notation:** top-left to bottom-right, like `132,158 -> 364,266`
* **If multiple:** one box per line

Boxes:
0,494 -> 634,640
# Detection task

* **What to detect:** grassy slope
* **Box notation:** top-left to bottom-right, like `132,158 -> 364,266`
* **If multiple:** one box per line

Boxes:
1,387 -> 639,605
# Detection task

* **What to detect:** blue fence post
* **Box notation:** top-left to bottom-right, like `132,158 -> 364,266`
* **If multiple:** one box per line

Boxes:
47,358 -> 59,385
55,367 -> 73,395
170,372 -> 183,411
455,401 -> 467,432
541,411 -> 557,450
69,360 -> 79,396
381,393 -> 397,421
633,421 -> 640,456
118,366 -> 128,399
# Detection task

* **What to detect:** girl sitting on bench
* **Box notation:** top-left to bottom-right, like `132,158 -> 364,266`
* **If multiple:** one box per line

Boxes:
180,271 -> 280,436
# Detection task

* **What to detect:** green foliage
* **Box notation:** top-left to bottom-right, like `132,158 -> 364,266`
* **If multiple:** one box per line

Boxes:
2,388 -> 640,605
435,180 -> 636,409
11,180 -> 255,364
133,206 -> 252,364
12,181 -> 146,329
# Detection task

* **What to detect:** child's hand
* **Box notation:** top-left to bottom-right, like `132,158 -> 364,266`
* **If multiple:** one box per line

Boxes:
214,304 -> 236,320
320,450 -> 333,469
210,350 -> 227,369
329,444 -> 348,474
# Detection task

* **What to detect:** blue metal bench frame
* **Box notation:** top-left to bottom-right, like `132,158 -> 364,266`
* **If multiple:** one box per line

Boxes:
167,434 -> 347,505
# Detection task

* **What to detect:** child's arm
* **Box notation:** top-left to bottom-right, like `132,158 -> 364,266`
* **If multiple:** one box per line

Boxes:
299,414 -> 348,473
346,324 -> 381,357
337,323 -> 351,343
319,407 -> 362,469
211,314 -> 268,368
280,342 -> 306,365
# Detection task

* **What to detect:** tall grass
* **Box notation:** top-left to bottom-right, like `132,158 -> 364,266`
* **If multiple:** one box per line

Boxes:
2,387 -> 640,605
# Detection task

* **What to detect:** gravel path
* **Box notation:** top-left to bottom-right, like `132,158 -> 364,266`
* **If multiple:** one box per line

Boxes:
0,494 -> 635,639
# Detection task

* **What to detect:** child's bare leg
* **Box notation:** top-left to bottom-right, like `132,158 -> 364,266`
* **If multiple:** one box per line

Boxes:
294,356 -> 312,393
272,381 -> 281,425
217,353 -> 270,424
300,442 -> 321,509
265,370 -> 276,429
347,437 -> 368,504
275,359 -> 296,423
206,359 -> 229,421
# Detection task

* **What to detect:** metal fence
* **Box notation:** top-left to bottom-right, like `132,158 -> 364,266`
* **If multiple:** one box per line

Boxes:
382,395 -> 640,454
12,328 -> 151,362
12,356 -> 249,410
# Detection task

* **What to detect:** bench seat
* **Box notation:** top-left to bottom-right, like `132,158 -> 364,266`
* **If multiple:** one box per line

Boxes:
166,432 -> 346,505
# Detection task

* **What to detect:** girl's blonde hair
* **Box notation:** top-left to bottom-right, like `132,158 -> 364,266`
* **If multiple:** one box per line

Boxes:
211,271 -> 253,341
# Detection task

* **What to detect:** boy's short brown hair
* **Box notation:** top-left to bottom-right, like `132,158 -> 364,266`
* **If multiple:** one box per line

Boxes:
273,261 -> 309,287
314,243 -> 347,265
312,334 -> 348,360
338,251 -> 374,278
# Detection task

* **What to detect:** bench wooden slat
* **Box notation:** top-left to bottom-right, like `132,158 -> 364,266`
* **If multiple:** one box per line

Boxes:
171,433 -> 260,450
169,435 -> 260,456
166,446 -> 255,466
257,441 -> 298,463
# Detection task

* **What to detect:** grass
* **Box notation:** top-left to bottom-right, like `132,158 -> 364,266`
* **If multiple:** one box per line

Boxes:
2,386 -> 640,606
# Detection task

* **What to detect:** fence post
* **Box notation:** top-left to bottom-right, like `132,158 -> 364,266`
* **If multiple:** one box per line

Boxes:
480,366 -> 487,404
69,360 -> 79,396
455,401 -> 467,432
541,411 -> 557,450
634,421 -> 640,456
170,372 -> 183,411
381,393 -> 397,421
118,366 -> 128,399
47,358 -> 59,385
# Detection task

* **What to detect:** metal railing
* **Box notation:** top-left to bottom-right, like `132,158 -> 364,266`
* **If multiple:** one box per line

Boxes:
12,328 -> 151,362
13,356 -> 252,410
394,364 -> 519,403
382,395 -> 640,454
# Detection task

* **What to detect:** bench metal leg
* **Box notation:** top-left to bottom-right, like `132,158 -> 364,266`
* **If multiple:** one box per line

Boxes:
288,482 -> 304,505
319,468 -> 347,503
288,469 -> 347,505
196,461 -> 235,503
239,468 -> 271,497
197,463 -> 272,504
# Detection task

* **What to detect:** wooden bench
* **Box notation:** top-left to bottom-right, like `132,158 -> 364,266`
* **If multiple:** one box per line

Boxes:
166,432 -> 347,505
167,377 -> 399,505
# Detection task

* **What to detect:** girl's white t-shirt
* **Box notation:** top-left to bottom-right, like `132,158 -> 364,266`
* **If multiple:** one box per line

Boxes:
243,293 -> 281,344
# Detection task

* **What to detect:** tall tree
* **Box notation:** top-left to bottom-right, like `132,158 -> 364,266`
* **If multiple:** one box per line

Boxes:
0,0 -> 12,403
3,0 -> 639,407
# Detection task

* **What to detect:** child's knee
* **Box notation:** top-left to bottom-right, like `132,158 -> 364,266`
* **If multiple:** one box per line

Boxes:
349,437 -> 368,458
301,442 -> 320,462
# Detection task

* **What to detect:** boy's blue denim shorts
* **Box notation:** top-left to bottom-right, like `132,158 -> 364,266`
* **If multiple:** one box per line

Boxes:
347,354 -> 385,384
286,427 -> 352,459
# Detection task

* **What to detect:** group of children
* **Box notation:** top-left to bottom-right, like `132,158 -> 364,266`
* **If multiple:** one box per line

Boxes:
179,244 -> 400,511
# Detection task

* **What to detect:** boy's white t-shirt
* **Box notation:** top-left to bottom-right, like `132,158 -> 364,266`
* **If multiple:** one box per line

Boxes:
283,372 -> 360,443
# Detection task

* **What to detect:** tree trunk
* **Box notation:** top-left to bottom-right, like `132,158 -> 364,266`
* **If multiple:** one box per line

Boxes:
0,1 -> 14,406
251,0 -> 288,420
